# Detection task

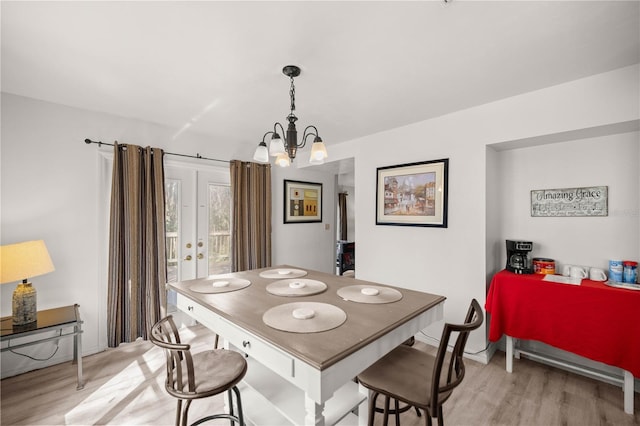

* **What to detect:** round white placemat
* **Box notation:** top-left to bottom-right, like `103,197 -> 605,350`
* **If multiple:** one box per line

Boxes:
262,302 -> 347,333
337,285 -> 403,304
259,268 -> 308,279
266,279 -> 327,297
189,278 -> 251,294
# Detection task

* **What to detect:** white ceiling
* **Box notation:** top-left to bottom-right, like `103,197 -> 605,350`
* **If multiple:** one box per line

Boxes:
2,1 -> 639,162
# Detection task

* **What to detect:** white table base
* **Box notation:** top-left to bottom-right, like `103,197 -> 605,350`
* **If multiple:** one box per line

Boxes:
505,336 -> 635,415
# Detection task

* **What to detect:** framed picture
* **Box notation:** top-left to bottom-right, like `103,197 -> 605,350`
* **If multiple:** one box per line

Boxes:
376,158 -> 449,227
284,180 -> 323,223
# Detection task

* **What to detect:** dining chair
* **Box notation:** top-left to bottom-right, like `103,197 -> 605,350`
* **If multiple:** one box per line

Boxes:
150,315 -> 247,426
357,299 -> 484,426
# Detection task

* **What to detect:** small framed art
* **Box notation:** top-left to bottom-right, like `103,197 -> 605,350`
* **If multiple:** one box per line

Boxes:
284,180 -> 323,223
376,158 -> 449,227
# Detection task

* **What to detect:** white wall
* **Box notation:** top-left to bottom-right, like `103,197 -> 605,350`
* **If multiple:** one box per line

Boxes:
271,166 -> 337,274
1,95 -> 103,376
0,92 -> 338,378
495,132 -> 639,272
0,94 -> 248,376
340,64 -> 639,359
490,131 -> 639,377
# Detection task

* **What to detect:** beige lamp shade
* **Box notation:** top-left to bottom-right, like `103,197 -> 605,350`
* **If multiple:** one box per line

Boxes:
1,240 -> 55,284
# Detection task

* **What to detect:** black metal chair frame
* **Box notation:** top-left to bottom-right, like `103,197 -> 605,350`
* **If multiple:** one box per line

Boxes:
358,299 -> 484,426
150,315 -> 246,426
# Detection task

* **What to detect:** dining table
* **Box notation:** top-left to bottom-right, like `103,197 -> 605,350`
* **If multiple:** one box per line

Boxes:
168,265 -> 445,426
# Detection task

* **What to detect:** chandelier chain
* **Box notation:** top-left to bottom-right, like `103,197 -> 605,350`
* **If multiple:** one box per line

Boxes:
289,76 -> 296,114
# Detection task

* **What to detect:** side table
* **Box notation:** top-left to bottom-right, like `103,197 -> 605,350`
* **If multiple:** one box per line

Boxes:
1,304 -> 84,390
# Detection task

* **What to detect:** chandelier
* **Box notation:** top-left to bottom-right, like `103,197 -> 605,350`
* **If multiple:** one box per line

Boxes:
253,65 -> 328,167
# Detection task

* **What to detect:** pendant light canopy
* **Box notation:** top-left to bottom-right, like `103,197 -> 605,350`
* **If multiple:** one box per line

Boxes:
253,65 -> 328,167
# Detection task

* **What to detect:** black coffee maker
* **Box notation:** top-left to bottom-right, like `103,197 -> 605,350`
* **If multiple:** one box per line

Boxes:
506,240 -> 533,274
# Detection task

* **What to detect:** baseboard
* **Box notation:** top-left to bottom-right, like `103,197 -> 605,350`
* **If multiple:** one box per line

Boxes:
486,340 -> 499,361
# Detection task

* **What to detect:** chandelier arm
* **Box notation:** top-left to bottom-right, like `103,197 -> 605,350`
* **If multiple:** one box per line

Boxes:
300,133 -> 315,149
299,126 -> 319,149
262,131 -> 275,142
273,122 -> 286,142
273,122 -> 286,134
303,125 -> 319,135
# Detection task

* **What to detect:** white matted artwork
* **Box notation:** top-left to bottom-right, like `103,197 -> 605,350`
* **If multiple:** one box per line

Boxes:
376,159 -> 448,227
284,180 -> 322,223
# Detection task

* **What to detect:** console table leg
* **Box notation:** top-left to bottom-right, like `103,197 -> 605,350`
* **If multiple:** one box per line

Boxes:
304,394 -> 325,426
506,335 -> 513,373
74,305 -> 84,390
623,370 -> 634,415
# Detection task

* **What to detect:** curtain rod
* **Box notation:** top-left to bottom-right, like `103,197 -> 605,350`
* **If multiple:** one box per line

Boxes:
84,139 -> 230,164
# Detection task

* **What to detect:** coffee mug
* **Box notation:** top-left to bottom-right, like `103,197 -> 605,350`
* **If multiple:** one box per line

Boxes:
562,264 -> 586,277
569,266 -> 588,279
589,267 -> 607,281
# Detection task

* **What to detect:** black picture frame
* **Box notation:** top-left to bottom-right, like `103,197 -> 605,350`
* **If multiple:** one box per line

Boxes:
376,158 -> 449,227
284,179 -> 323,223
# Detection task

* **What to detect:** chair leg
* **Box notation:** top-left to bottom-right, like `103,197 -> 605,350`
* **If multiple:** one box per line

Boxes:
368,391 -> 379,426
383,396 -> 391,426
437,405 -> 444,426
175,400 -> 182,426
232,385 -> 245,426
227,389 -> 235,426
394,398 -> 400,426
181,400 -> 192,426
425,408 -> 433,426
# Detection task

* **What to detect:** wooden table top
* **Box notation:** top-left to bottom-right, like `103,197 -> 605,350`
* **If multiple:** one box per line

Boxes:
169,265 -> 445,370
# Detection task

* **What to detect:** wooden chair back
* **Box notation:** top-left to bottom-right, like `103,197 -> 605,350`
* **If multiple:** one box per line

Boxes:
429,299 -> 484,415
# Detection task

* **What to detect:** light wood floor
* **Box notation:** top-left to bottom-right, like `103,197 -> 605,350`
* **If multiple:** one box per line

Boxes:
1,324 -> 638,426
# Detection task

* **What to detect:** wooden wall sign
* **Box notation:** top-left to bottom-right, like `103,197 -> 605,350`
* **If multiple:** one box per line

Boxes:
531,186 -> 608,217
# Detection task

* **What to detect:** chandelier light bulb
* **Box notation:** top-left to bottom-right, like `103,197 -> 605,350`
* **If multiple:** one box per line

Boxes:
309,138 -> 328,165
253,141 -> 269,163
275,152 -> 291,167
269,134 -> 285,156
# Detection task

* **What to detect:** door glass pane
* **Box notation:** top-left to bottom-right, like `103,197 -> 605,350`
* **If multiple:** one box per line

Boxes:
165,179 -> 180,312
208,184 -> 231,275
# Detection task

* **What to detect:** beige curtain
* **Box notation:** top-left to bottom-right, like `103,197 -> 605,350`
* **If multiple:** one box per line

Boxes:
230,160 -> 271,271
107,142 -> 167,347
338,192 -> 348,241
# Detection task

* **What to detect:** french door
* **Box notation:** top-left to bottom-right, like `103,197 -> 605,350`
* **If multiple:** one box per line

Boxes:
164,164 -> 231,313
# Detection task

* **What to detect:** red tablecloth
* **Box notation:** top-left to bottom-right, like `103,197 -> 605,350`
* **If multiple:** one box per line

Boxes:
486,270 -> 640,377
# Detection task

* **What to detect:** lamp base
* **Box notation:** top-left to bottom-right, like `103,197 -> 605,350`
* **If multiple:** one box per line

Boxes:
12,282 -> 37,325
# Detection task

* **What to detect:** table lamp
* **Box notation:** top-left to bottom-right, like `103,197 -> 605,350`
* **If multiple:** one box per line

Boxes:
0,240 -> 55,325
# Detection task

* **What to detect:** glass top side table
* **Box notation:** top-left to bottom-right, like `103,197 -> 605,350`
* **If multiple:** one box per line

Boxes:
1,304 -> 84,390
